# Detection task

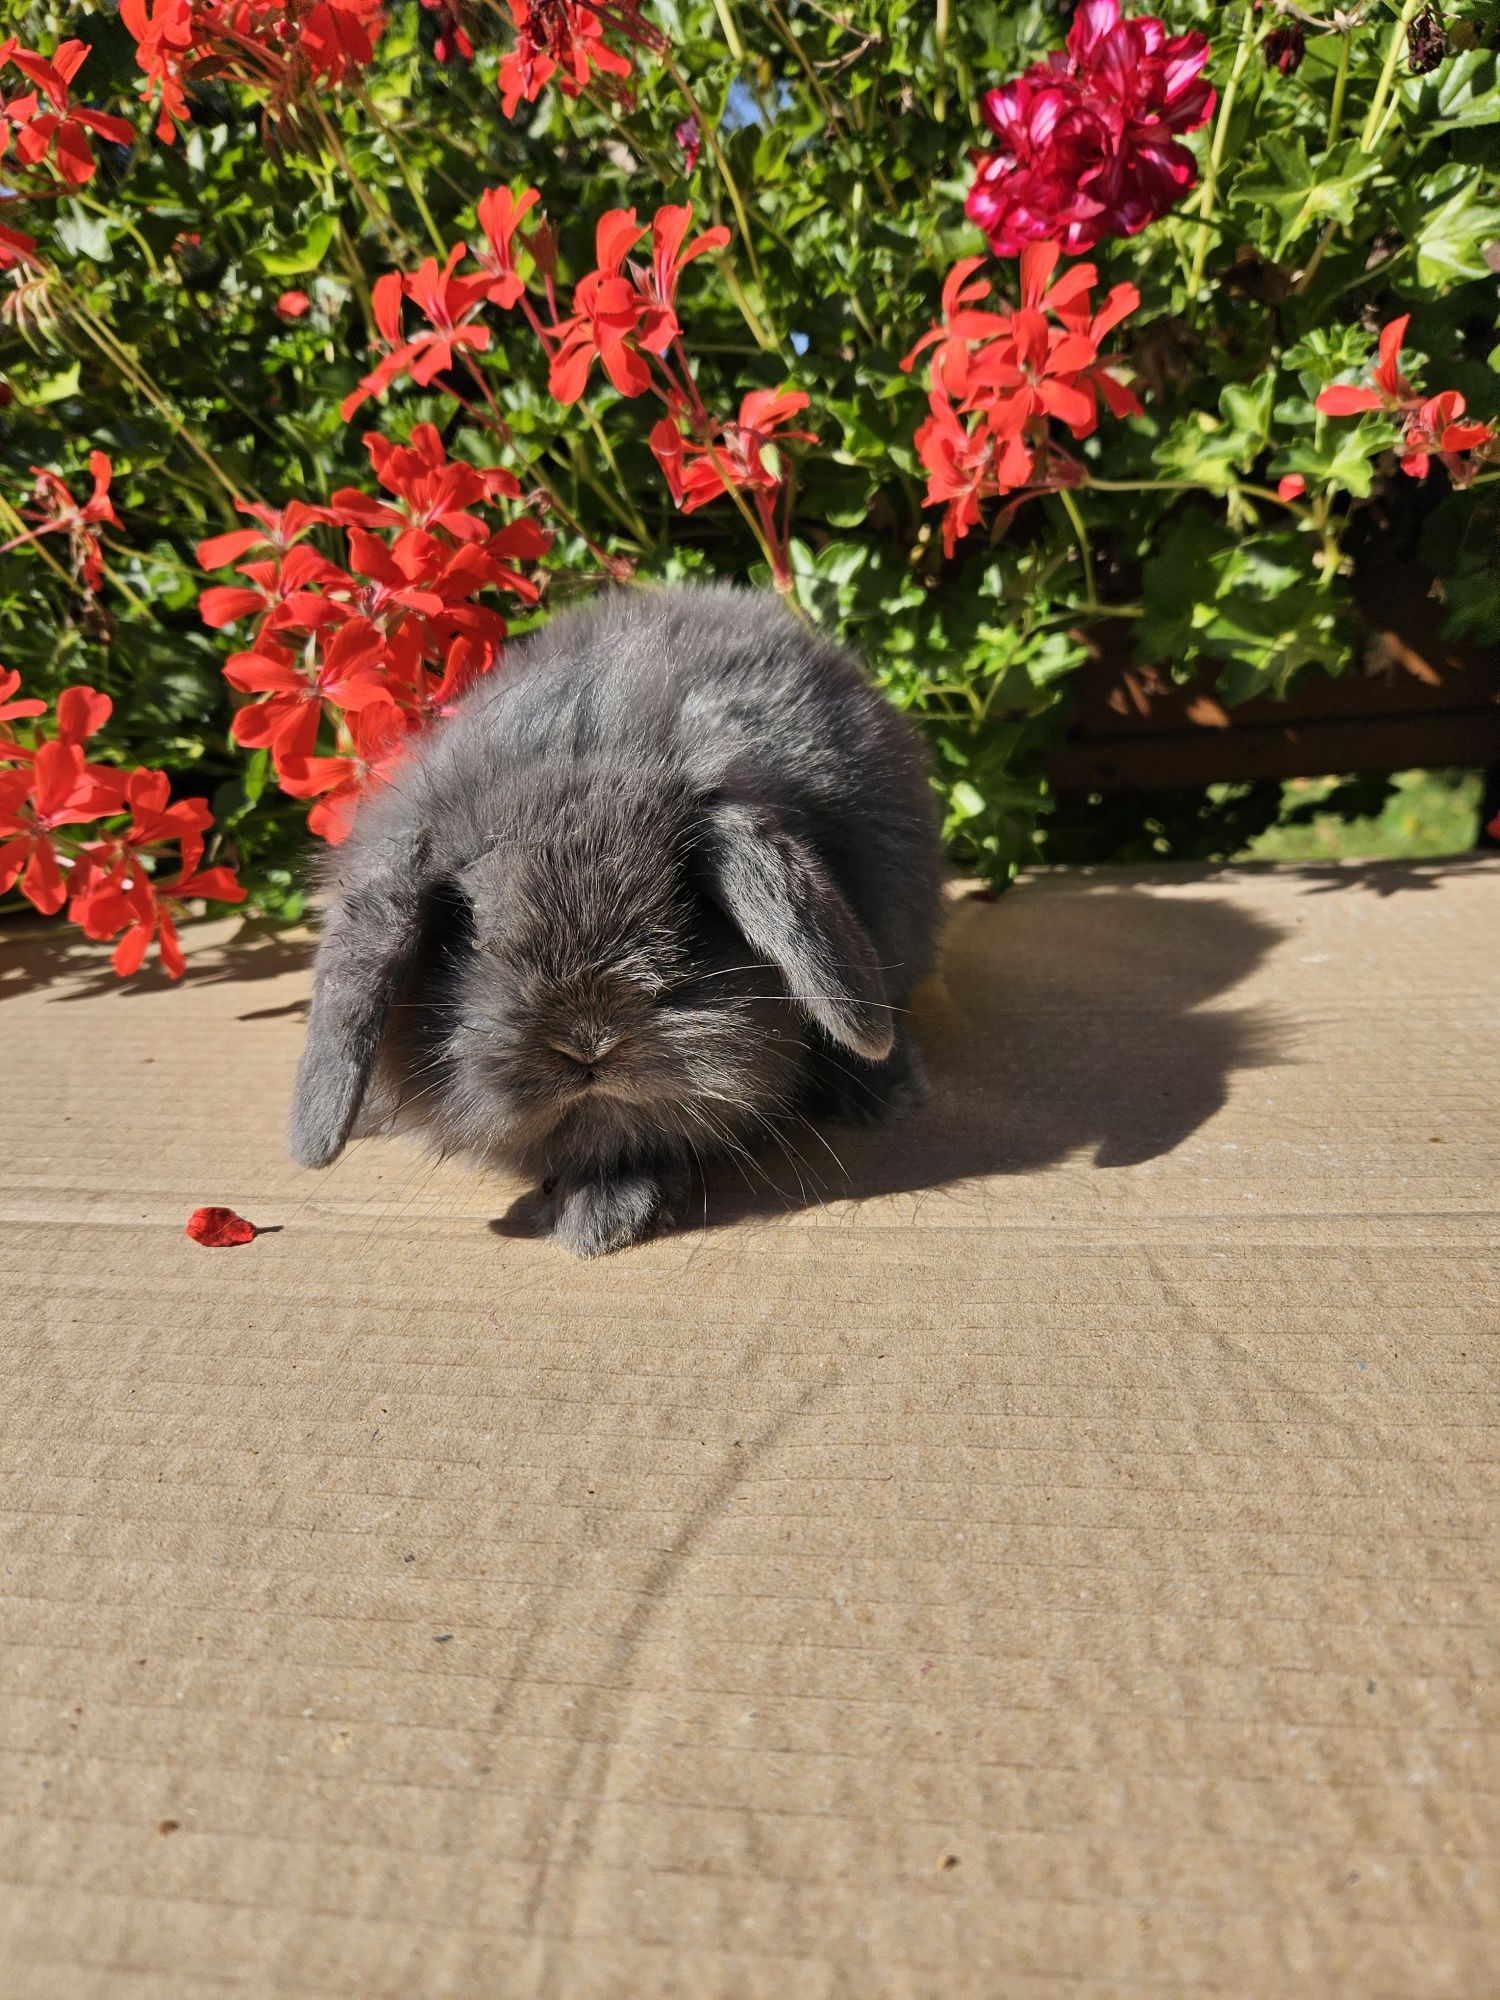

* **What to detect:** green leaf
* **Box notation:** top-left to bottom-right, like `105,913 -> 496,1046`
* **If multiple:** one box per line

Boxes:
258,212 -> 337,277
27,362 -> 82,407
1231,137 -> 1382,257
1399,166 -> 1500,291
52,208 -> 114,262
1138,512 -> 1235,662
1400,48 -> 1500,132
1203,538 -> 1350,700
1155,372 -> 1276,490
1281,324 -> 1386,399
1272,423 -> 1384,499
1440,561 -> 1500,646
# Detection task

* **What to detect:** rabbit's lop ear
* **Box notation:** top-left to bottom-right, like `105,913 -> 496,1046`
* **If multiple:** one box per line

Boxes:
289,828 -> 435,1168
701,799 -> 894,1062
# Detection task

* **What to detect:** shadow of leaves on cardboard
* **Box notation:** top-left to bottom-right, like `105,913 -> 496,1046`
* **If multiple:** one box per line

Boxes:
0,918 -> 312,1007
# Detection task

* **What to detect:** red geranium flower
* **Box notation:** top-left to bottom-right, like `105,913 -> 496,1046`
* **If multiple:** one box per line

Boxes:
13,451 -> 120,592
0,737 -> 125,914
634,202 -> 730,354
223,631 -> 392,765
65,759 -> 245,977
0,668 -> 244,978
1315,316 -> 1499,486
903,245 -> 1141,555
277,698 -> 410,844
475,184 -> 540,309
967,0 -> 1214,256
905,392 -> 1011,556
341,249 -> 494,420
0,215 -> 37,270
1399,392 -> 1496,486
1316,314 -> 1415,417
331,424 -> 521,542
0,37 -> 133,194
73,848 -> 245,977
497,0 -> 637,120
199,541 -> 348,633
121,0 -> 386,143
200,429 -> 548,836
548,207 -> 653,402
649,388 -> 817,513
547,202 -> 727,405
197,498 -> 332,572
420,0 -> 475,65
0,666 -> 48,760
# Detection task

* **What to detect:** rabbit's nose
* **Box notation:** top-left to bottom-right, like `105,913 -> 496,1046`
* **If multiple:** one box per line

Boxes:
549,1028 -> 624,1069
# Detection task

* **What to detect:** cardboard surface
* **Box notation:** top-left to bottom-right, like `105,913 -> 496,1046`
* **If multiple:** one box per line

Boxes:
3,860 -> 1496,1998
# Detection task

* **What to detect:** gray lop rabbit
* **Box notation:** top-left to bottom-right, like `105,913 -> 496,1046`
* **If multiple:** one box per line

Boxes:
289,583 -> 945,1255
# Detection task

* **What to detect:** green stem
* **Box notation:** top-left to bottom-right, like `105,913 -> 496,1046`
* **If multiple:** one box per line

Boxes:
1291,217 -> 1339,295
696,432 -> 783,577
353,84 -> 445,251
0,497 -> 74,591
753,484 -> 793,593
714,253 -> 778,353
50,278 -> 245,509
662,53 -> 772,313
1058,487 -> 1096,606
309,96 -> 413,261
92,542 -> 159,617
1327,31 -> 1351,148
333,218 -> 377,340
934,0 -> 950,122
1085,475 -> 1307,517
570,414 -> 652,546
458,361 -> 620,568
1186,0 -> 1259,318
762,0 -> 898,211
1328,238 -> 1409,302
1359,0 -> 1423,152
570,456 -> 651,545
710,0 -> 746,61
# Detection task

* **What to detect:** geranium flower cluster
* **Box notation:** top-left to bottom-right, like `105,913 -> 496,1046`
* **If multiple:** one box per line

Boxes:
343,191 -> 816,586
197,427 -> 550,841
120,0 -> 386,140
902,243 -> 1141,555
0,671 -> 244,977
497,2 -> 656,120
1316,316 -> 1499,488
968,0 -> 1214,256
0,37 -> 133,268
2,451 -> 120,594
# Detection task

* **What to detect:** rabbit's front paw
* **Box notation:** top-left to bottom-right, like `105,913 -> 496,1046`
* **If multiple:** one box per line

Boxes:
547,1170 -> 671,1257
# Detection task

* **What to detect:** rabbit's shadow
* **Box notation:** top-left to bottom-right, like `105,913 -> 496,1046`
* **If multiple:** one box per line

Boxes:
495,880 -> 1289,1241
713,881 -> 1286,1219
724,880 -> 1280,1232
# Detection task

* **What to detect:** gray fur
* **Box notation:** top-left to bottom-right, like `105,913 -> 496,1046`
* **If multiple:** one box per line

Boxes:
289,582 -> 945,1254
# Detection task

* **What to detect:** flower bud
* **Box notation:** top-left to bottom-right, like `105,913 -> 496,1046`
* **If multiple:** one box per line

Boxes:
1407,8 -> 1448,73
1262,23 -> 1304,75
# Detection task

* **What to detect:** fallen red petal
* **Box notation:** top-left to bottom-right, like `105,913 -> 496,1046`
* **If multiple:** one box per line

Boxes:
186,1205 -> 258,1247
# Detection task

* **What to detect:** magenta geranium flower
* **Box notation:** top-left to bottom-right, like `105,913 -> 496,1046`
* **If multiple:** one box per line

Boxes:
967,0 -> 1215,257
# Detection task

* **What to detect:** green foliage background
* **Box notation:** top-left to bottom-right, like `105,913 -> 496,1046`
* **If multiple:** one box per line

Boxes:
3,0 -> 1499,918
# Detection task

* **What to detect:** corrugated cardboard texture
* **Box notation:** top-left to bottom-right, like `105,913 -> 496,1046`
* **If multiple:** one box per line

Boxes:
3,861 -> 1496,1998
